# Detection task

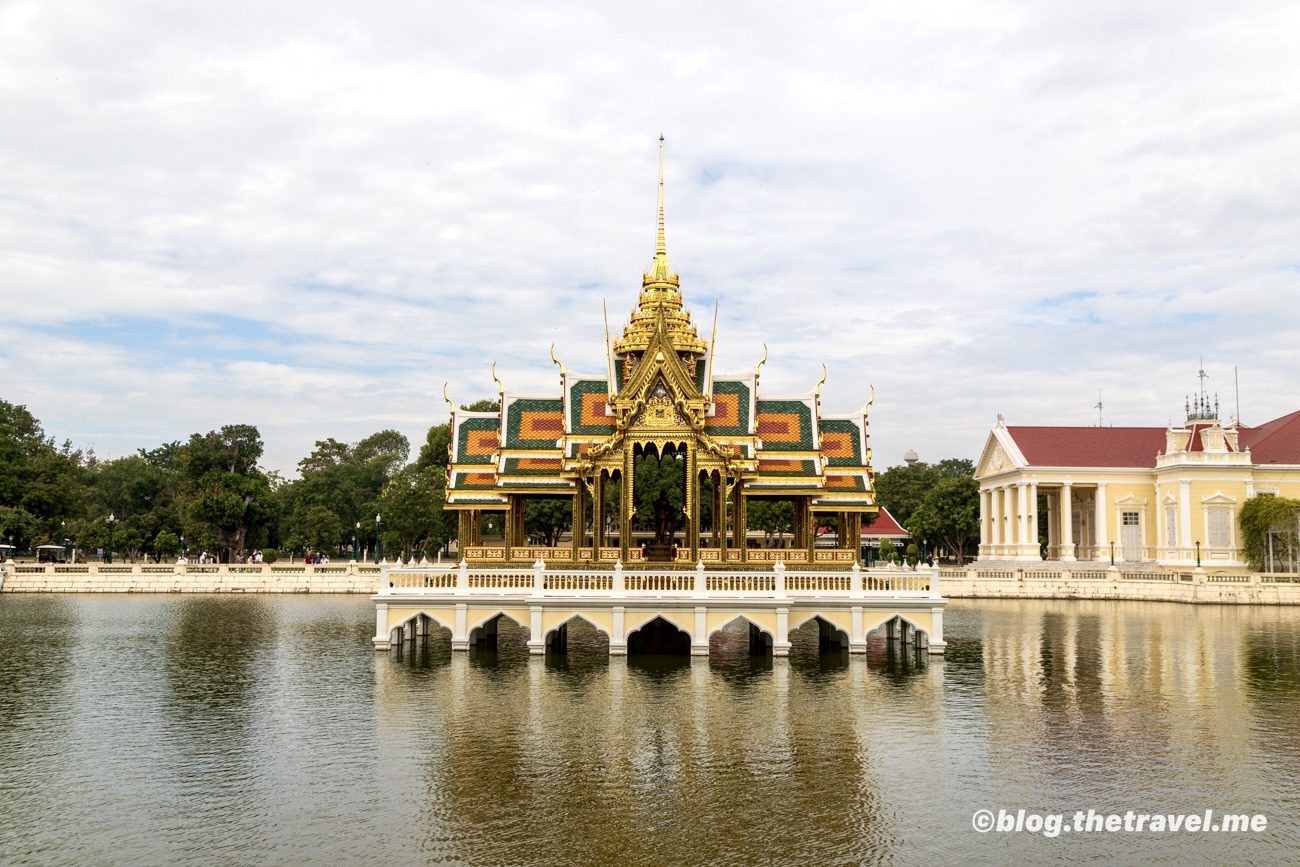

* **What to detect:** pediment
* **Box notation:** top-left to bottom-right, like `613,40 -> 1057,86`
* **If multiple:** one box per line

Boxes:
975,427 -> 1026,479
1201,491 -> 1237,505
618,313 -> 702,406
1115,493 -> 1147,506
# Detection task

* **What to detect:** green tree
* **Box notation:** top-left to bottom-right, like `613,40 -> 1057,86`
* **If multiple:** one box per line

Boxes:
879,537 -> 898,563
747,500 -> 794,546
180,425 -> 277,560
461,399 -> 501,413
0,399 -> 91,550
875,458 -> 974,527
416,424 -> 452,475
905,475 -> 980,565
632,451 -> 684,536
375,465 -> 448,560
1239,496 -> 1300,572
300,505 -> 343,554
154,530 -> 181,561
524,498 -> 571,547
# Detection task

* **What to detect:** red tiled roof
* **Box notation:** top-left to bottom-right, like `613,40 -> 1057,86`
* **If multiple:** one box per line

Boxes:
861,506 -> 908,538
1240,410 -> 1300,464
1007,426 -> 1166,468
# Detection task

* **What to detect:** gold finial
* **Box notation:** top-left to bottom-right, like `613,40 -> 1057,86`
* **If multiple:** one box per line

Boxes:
706,300 -> 719,397
491,362 -> 504,399
754,343 -> 768,383
549,342 -> 566,380
652,134 -> 669,280
442,382 -> 454,417
603,299 -> 615,396
861,384 -> 875,417
814,364 -> 828,399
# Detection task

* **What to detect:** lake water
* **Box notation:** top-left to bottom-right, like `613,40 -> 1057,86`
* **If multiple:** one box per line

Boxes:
1,595 -> 1297,865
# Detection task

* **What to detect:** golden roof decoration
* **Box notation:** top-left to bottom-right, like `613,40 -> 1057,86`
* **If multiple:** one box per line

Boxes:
614,135 -> 707,359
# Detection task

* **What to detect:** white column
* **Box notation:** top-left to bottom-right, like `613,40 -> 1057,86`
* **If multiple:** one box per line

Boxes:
1095,483 -> 1109,562
1028,482 -> 1039,559
928,607 -> 947,654
1060,483 -> 1076,562
774,607 -> 791,656
1003,487 -> 1014,552
452,603 -> 469,651
1047,488 -> 1058,556
692,607 -> 709,655
372,603 -> 390,650
991,487 -> 1004,554
850,605 -> 866,653
528,605 -> 545,655
979,488 -> 991,556
1016,483 -> 1030,558
610,606 -> 627,655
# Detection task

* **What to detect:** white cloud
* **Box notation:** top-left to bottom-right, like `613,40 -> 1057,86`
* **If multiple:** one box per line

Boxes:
1,0 -> 1298,473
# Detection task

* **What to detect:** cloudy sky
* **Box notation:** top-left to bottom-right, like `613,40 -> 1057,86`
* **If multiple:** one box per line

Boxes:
2,0 -> 1298,475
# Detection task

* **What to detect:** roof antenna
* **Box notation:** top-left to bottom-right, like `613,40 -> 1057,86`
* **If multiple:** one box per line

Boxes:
1095,391 -> 1104,427
1234,366 -> 1240,426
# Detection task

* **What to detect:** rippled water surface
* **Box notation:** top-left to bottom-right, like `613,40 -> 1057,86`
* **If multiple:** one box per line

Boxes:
1,595 -> 1298,865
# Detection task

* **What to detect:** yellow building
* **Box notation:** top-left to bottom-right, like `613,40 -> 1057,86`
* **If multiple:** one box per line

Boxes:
974,396 -> 1300,570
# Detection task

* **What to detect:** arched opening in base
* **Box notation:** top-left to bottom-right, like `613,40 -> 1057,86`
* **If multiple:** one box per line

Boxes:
467,613 -> 530,658
865,616 -> 929,676
390,614 -> 453,662
545,616 -> 611,658
788,616 -> 850,656
627,616 -> 691,656
708,616 -> 774,658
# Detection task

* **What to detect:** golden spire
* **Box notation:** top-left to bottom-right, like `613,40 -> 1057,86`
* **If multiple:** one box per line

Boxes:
655,133 -> 665,265
617,135 -> 699,359
652,133 -> 670,281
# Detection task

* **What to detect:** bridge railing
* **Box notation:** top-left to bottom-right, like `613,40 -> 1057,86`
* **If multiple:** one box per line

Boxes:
0,560 -> 385,578
375,559 -> 941,599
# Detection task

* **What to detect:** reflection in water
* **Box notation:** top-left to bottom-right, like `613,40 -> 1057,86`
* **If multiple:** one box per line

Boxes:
2,596 -> 1299,863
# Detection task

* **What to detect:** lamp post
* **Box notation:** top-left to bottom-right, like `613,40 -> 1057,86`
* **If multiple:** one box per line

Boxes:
106,513 -> 117,564
374,514 -> 382,564
1109,541 -> 1115,566
1196,540 -> 1201,568
180,535 -> 186,560
353,522 -> 360,563
62,521 -> 69,563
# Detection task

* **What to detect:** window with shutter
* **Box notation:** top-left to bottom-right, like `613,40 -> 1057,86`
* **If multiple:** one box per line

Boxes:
1208,509 -> 1230,547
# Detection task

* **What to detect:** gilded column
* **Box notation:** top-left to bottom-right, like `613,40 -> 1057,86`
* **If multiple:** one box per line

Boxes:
688,450 -> 700,563
800,501 -> 811,564
738,485 -> 748,563
621,450 -> 634,563
592,471 -> 605,551
571,481 -> 584,563
458,511 -> 472,559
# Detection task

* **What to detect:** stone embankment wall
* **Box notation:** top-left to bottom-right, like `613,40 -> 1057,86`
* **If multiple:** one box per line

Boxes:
0,561 -> 384,594
941,564 -> 1300,604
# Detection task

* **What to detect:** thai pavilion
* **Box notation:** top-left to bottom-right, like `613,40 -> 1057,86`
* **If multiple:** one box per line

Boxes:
442,141 -> 878,569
